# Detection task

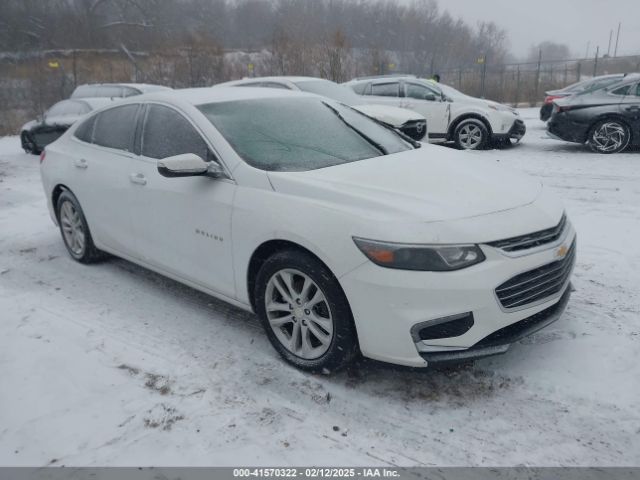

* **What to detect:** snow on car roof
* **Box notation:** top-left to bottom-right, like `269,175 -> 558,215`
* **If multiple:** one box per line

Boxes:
136,86 -> 319,106
75,82 -> 171,91
219,76 -> 323,85
76,97 -> 118,109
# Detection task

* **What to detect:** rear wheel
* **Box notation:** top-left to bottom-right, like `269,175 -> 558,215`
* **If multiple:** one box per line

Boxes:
254,250 -> 358,372
56,190 -> 105,263
588,119 -> 631,154
453,119 -> 489,150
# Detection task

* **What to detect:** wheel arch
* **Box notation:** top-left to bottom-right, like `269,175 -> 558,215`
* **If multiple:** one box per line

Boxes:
589,114 -> 633,141
52,184 -> 72,221
246,239 -> 345,313
447,113 -> 493,140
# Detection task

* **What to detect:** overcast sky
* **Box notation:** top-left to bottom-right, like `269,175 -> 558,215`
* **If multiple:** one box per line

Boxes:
433,0 -> 640,59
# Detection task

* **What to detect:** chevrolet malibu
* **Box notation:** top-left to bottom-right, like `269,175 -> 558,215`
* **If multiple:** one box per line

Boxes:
40,87 -> 576,372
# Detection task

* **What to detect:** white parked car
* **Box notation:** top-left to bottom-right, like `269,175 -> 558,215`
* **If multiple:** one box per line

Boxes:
20,97 -> 115,155
216,76 -> 428,141
40,87 -> 575,372
344,75 -> 526,150
71,83 -> 172,99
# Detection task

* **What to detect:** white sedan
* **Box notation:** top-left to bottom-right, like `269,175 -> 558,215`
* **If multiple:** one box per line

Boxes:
40,87 -> 576,371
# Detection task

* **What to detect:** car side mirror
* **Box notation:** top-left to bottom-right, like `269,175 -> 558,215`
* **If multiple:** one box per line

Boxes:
424,93 -> 437,101
157,153 -> 225,178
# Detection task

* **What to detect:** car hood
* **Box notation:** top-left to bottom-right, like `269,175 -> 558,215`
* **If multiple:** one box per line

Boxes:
353,104 -> 424,126
267,145 -> 542,223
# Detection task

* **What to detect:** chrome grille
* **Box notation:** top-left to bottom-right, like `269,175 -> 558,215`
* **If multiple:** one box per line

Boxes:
495,240 -> 576,309
488,214 -> 567,252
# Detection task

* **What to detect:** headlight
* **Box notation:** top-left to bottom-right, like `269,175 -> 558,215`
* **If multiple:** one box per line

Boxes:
353,237 -> 486,271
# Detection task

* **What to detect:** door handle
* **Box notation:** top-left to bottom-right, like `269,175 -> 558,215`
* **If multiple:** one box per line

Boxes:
74,158 -> 88,169
129,173 -> 147,186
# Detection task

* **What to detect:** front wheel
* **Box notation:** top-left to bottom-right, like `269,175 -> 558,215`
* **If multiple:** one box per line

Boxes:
588,119 -> 631,154
453,119 -> 489,150
254,250 -> 358,373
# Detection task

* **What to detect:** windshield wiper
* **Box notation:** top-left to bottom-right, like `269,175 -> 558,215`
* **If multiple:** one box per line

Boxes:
322,102 -> 388,155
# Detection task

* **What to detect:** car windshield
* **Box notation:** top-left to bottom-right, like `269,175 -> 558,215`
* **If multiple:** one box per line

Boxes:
293,80 -> 362,106
198,97 -> 412,172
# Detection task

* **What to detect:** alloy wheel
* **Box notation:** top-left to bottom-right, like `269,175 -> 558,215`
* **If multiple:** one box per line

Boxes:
264,268 -> 334,360
591,122 -> 627,153
458,124 -> 484,149
60,200 -> 86,256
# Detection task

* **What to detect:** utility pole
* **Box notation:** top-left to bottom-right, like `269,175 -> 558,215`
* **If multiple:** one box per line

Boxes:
593,46 -> 599,77
614,22 -> 621,57
534,49 -> 542,102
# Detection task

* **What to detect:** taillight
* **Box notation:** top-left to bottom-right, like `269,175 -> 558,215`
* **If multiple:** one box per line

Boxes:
544,95 -> 562,104
39,151 -> 46,164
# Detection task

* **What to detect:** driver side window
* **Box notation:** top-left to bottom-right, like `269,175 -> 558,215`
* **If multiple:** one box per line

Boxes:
141,104 -> 210,160
406,83 -> 439,101
371,82 -> 400,97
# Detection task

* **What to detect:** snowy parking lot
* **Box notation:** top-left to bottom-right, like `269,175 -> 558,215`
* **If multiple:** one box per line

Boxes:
0,109 -> 639,467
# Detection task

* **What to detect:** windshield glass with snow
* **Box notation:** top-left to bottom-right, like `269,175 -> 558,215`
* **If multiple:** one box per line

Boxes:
198,97 -> 411,172
293,80 -> 362,106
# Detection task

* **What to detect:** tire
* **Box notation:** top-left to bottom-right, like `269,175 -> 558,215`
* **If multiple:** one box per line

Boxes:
587,119 -> 631,154
453,119 -> 489,150
56,190 -> 105,263
254,249 -> 358,373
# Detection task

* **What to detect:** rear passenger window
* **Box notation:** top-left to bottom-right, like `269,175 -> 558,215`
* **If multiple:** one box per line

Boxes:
141,105 -> 209,160
611,85 -> 631,96
92,104 -> 139,152
371,83 -> 399,97
74,115 -> 97,143
122,87 -> 141,97
350,83 -> 367,95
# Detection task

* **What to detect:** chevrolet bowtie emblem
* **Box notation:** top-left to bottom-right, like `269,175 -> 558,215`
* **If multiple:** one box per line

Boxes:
556,245 -> 569,258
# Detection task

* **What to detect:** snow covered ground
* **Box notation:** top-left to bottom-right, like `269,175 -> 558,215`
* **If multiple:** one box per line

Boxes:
0,109 -> 639,467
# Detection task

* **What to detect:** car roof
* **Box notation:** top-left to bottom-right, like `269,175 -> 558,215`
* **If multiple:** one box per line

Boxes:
218,76 -> 330,86
50,97 -> 114,110
74,83 -> 171,91
133,86 -> 319,106
75,97 -> 118,109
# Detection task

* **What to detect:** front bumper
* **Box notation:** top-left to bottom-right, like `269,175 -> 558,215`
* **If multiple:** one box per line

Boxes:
493,118 -> 527,142
400,119 -> 428,141
339,224 -> 576,367
420,285 -> 571,363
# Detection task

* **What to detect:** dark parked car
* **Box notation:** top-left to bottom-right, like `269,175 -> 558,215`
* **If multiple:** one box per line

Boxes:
20,98 -> 113,154
539,74 -> 627,121
547,75 -> 640,153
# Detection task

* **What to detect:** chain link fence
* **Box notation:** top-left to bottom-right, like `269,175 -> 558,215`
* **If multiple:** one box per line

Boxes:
439,54 -> 640,106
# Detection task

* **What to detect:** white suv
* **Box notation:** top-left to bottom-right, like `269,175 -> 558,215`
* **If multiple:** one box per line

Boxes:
344,76 -> 526,150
